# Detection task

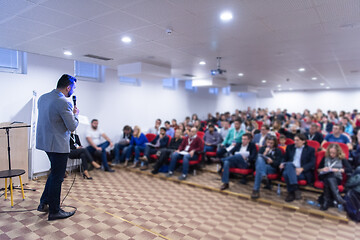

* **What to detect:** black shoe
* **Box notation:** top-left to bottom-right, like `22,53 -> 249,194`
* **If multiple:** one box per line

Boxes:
285,192 -> 295,202
220,183 -> 229,191
37,203 -> 48,213
104,168 -> 115,172
251,190 -> 260,199
294,190 -> 302,200
83,174 -> 93,180
48,209 -> 75,221
151,169 -> 158,175
261,175 -> 269,186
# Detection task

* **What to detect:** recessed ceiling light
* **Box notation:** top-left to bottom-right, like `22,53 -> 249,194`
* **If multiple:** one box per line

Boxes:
121,36 -> 132,43
63,50 -> 72,56
261,80 -> 267,83
238,73 -> 244,77
220,11 -> 233,22
320,83 -> 325,86
298,68 -> 306,72
199,61 -> 206,65
311,77 -> 317,80
277,84 -> 281,88
326,86 -> 330,89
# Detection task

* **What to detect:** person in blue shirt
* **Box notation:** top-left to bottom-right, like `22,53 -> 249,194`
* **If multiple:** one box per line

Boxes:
124,126 -> 148,167
342,117 -> 354,136
164,121 -> 175,138
322,123 -> 352,150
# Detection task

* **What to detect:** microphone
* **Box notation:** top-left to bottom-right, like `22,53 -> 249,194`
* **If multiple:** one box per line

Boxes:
72,95 -> 77,107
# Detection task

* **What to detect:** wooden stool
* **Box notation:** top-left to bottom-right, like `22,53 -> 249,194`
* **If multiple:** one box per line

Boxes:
0,169 -> 25,207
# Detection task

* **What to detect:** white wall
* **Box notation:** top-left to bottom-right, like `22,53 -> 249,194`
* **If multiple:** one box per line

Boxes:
0,52 -> 244,142
256,90 -> 360,114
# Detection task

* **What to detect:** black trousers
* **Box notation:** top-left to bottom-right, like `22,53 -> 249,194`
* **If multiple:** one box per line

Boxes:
153,149 -> 174,172
40,152 -> 68,214
68,148 -> 94,171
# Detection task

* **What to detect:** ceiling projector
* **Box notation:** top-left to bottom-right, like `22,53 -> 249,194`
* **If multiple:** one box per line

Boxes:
210,57 -> 227,75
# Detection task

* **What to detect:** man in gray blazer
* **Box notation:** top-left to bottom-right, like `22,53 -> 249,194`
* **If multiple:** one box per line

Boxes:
36,74 -> 79,221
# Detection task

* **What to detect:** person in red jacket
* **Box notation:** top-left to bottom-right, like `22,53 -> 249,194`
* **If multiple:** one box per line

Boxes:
166,127 -> 203,180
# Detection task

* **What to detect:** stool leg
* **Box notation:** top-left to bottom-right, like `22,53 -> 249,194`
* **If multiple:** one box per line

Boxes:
9,178 -> 13,207
4,178 -> 7,200
19,176 -> 25,200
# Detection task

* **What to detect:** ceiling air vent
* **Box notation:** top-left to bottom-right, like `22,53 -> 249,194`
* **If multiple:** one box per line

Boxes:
84,54 -> 113,61
182,74 -> 196,78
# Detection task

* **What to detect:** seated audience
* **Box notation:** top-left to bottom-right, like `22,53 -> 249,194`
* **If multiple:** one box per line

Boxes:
164,121 -> 175,138
139,127 -> 169,170
151,129 -> 183,174
86,119 -> 114,172
148,119 -> 161,134
278,134 -> 287,152
69,132 -> 101,179
318,143 -> 352,210
216,118 -> 245,159
124,126 -> 148,167
305,123 -> 324,144
219,120 -> 230,141
167,127 -> 203,180
252,124 -> 271,147
322,123 -> 352,150
113,125 -> 132,165
285,125 -> 300,140
220,133 -> 257,190
203,124 -> 222,153
320,116 -> 333,135
171,119 -> 178,130
342,117 -> 354,136
251,136 -> 283,199
280,133 -> 315,202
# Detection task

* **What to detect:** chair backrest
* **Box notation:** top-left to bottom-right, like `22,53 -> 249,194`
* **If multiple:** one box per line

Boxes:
167,135 -> 172,147
306,140 -> 320,152
285,138 -> 294,145
145,133 -> 156,142
323,141 -> 349,159
314,150 -> 326,181
256,121 -> 263,130
197,131 -> 205,139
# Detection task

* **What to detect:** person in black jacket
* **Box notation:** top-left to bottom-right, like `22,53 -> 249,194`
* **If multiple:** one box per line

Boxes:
151,129 -> 183,174
280,133 -> 315,202
113,125 -> 132,165
305,123 -> 324,145
68,132 -> 101,179
318,143 -> 352,210
220,133 -> 258,190
251,135 -> 283,199
139,127 -> 169,170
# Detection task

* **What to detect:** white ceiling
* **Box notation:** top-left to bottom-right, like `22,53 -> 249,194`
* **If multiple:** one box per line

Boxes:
1,0 -> 360,91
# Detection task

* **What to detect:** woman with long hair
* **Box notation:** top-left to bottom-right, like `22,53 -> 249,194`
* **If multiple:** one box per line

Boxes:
318,143 -> 352,210
124,125 -> 148,167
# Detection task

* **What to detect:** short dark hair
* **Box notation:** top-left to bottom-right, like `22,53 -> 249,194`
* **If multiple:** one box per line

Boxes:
57,74 -> 76,89
123,125 -> 132,131
208,124 -> 215,129
242,133 -> 253,140
234,118 -> 242,123
156,118 -> 162,123
266,135 -> 278,146
261,124 -> 270,130
91,119 -> 98,123
165,121 -> 170,125
295,133 -> 307,143
160,127 -> 167,132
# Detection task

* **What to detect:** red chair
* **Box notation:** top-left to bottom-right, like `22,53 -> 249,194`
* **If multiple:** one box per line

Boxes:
145,133 -> 156,142
313,150 -> 345,192
322,142 -> 349,159
197,131 -> 205,139
306,140 -> 320,152
285,138 -> 294,145
256,121 -> 263,130
178,139 -> 205,175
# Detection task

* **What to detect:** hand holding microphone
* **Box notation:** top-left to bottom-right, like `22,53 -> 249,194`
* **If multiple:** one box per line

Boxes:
72,95 -> 79,115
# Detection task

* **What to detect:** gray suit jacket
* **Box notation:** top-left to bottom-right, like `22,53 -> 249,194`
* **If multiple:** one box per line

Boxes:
36,89 -> 79,153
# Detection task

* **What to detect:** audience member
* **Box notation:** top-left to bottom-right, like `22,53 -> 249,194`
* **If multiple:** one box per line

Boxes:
86,119 -> 114,172
318,143 -> 352,210
322,124 -> 352,150
139,127 -> 169,170
69,132 -> 101,179
164,120 -> 175,137
320,116 -> 333,135
203,124 -> 222,153
167,127 -> 203,180
305,123 -> 324,144
251,135 -> 283,199
148,119 -> 161,134
219,121 -> 230,141
252,124 -> 271,147
280,133 -> 315,202
113,125 -> 132,165
151,129 -> 183,174
220,133 -> 257,190
124,126 -> 148,167
216,118 -> 245,159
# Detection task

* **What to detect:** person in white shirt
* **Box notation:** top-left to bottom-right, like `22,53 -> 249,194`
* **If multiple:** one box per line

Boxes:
86,119 -> 114,172
148,118 -> 162,134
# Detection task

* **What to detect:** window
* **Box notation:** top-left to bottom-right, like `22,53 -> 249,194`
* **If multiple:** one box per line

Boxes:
0,47 -> 27,74
74,61 -> 104,82
119,76 -> 141,86
222,86 -> 231,95
162,78 -> 178,89
209,87 -> 218,95
185,80 -> 197,92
